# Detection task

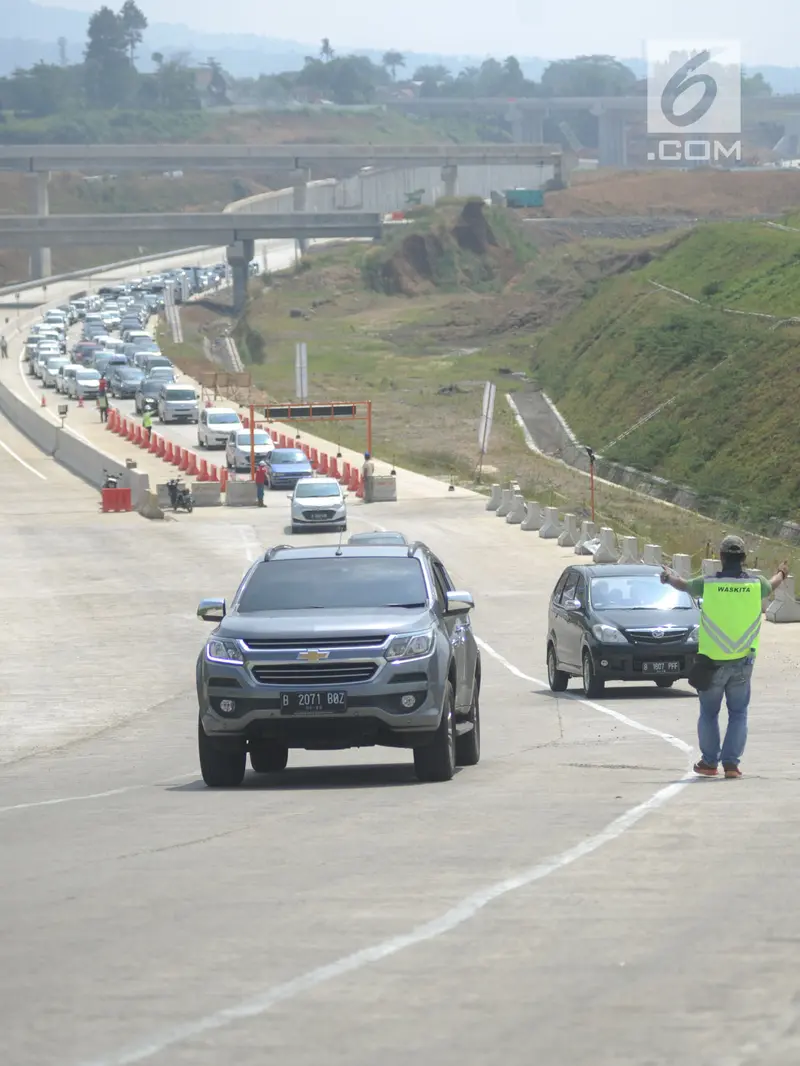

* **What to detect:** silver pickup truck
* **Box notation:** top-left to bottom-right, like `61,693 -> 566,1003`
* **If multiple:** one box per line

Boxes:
196,540 -> 481,786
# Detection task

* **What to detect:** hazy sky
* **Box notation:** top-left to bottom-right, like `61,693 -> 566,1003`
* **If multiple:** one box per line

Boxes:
39,0 -> 800,65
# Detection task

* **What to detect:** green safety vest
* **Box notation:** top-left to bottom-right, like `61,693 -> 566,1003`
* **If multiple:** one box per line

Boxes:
142,413 -> 152,429
698,575 -> 763,661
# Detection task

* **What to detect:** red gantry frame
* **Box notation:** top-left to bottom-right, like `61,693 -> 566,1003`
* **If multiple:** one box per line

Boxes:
241,401 -> 373,479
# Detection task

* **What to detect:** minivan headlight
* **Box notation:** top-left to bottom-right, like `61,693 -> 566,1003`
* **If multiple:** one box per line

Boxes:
385,629 -> 435,661
206,639 -> 244,664
591,624 -> 628,644
687,625 -> 699,643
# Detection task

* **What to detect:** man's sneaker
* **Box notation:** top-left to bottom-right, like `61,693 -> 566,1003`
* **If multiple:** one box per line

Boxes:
723,764 -> 743,779
693,760 -> 719,777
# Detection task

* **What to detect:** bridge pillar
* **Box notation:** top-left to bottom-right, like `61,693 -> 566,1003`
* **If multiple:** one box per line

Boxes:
291,168 -> 309,255
226,239 -> 254,314
597,112 -> 628,168
773,115 -> 800,158
27,171 -> 52,280
441,164 -> 458,198
521,113 -> 544,144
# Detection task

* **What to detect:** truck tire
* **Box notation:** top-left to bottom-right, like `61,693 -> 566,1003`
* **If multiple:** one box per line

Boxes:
249,740 -> 289,773
198,718 -> 246,787
413,681 -> 456,782
455,678 -> 481,767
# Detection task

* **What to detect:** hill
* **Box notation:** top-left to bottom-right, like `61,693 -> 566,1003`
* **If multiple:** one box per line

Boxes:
529,220 -> 800,524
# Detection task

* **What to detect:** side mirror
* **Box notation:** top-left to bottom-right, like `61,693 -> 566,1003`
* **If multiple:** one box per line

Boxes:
564,598 -> 582,611
197,597 -> 226,622
445,590 -> 474,615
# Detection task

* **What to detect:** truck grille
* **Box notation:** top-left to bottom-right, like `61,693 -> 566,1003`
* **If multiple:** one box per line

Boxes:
625,627 -> 691,645
251,662 -> 378,684
242,636 -> 387,650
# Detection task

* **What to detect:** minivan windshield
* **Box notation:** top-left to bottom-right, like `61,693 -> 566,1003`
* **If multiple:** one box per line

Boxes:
590,575 -> 694,610
295,482 -> 341,498
236,431 -> 269,446
165,389 -> 196,401
238,557 -> 428,612
208,411 -> 240,424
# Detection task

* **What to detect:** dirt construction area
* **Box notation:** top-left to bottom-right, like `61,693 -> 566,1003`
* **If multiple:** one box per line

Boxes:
533,167 -> 800,217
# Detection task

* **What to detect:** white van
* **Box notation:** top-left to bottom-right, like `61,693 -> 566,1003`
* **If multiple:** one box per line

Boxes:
197,407 -> 243,448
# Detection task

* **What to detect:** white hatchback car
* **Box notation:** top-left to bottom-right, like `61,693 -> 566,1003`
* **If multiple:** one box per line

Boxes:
290,476 -> 347,534
197,407 -> 243,449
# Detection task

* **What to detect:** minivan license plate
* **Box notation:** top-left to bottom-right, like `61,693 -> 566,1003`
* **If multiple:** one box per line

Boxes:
281,691 -> 347,714
642,661 -> 680,674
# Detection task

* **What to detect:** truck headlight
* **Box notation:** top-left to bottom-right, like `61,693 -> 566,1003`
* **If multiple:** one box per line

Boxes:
206,639 -> 244,664
385,629 -> 435,661
591,624 -> 628,644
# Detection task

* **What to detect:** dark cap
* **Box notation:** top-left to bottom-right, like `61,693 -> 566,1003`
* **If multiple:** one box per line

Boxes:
720,534 -> 746,556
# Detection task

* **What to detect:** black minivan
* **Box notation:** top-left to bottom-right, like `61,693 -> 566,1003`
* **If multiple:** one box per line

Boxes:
546,563 -> 700,697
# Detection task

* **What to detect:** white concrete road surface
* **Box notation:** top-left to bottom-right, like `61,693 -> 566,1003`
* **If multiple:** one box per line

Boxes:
3,250 -> 800,1066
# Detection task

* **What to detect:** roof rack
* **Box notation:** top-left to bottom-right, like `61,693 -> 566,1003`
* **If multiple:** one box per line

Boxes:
263,544 -> 293,561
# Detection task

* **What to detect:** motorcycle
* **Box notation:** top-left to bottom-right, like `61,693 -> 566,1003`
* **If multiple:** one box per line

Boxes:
103,469 -> 124,489
166,478 -> 193,513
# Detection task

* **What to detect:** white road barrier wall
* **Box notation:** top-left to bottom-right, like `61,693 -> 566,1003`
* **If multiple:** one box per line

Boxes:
574,520 -> 596,555
619,536 -> 641,564
593,528 -> 619,564
0,378 -> 59,455
229,165 -> 556,217
557,513 -> 579,547
486,484 -> 502,511
539,506 -> 562,539
506,493 -> 526,524
521,501 -> 543,531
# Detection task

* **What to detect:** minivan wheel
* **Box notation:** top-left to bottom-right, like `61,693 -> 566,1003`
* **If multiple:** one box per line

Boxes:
197,717 -> 246,787
413,681 -> 456,782
249,740 -> 289,773
655,678 -> 675,689
582,650 -> 605,698
547,644 -> 569,692
455,679 -> 480,767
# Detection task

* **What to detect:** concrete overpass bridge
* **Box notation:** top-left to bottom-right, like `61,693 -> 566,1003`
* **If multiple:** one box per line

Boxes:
383,95 -> 800,165
0,212 -> 383,310
0,142 -> 563,280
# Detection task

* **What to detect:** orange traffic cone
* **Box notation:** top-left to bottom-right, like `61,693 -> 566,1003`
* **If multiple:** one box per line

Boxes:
40,395 -> 46,407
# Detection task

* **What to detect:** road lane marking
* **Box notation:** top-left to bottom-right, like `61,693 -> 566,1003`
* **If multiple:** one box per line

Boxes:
474,637 -> 693,755
0,774 -> 196,816
75,637 -> 693,1066
0,434 -> 47,480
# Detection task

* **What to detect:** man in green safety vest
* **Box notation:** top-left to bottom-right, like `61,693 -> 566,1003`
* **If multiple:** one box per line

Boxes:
142,409 -> 153,437
660,535 -> 789,778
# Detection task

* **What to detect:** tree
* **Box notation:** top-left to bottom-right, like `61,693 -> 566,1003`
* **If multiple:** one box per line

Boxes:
0,61 -> 81,116
202,57 -> 230,105
742,72 -> 772,97
144,50 -> 200,109
119,0 -> 148,64
382,50 -> 405,80
320,38 -> 334,63
84,5 -> 134,107
413,63 -> 451,97
297,54 -> 387,105
540,55 -> 637,97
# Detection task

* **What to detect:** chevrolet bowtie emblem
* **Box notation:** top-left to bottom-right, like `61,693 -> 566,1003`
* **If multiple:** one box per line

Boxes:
298,649 -> 329,662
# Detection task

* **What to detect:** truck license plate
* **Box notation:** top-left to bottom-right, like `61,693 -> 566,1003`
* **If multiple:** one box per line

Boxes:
642,661 -> 680,674
280,691 -> 347,714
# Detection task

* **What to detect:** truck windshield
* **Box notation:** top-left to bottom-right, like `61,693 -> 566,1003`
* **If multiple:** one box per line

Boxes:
238,557 -> 428,611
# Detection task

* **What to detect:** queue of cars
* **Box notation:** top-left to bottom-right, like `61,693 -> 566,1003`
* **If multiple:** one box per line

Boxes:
22,271 -> 216,419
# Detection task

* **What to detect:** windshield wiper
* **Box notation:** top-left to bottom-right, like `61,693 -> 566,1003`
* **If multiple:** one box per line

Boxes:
383,602 -> 426,608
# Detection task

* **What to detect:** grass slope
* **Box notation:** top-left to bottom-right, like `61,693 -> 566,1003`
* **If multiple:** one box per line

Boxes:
531,221 -> 800,522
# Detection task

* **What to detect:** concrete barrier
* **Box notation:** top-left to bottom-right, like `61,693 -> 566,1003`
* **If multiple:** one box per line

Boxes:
505,493 -> 526,524
0,378 -> 59,455
672,553 -> 692,579
643,544 -> 662,566
486,484 -> 502,511
496,488 -> 514,518
766,575 -> 800,623
619,536 -> 641,564
593,528 -> 619,564
557,513 -> 579,547
701,559 -> 717,576
521,501 -> 543,531
539,506 -> 562,539
155,483 -> 172,509
53,427 -> 151,505
192,481 -> 222,506
225,479 -> 258,506
138,490 -> 165,520
368,475 -> 397,503
574,520 -> 596,555
120,467 -> 150,511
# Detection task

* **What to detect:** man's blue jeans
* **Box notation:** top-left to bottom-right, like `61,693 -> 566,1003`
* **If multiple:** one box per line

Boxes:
697,658 -> 754,767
